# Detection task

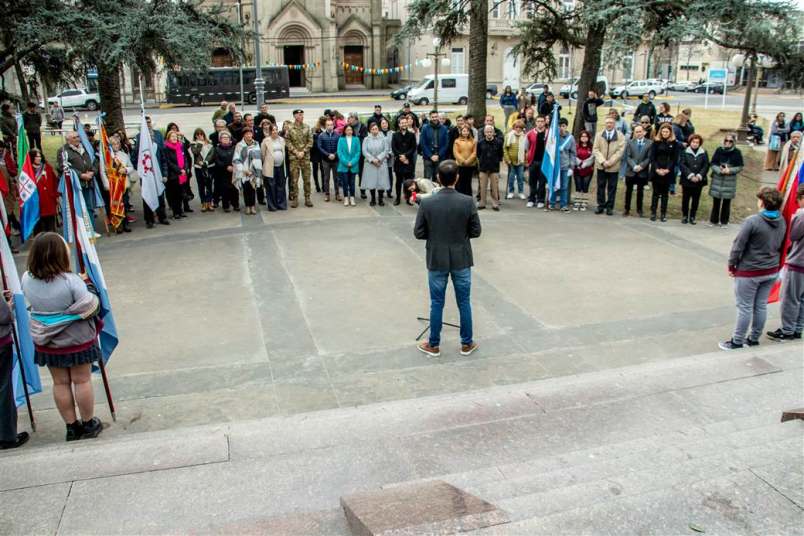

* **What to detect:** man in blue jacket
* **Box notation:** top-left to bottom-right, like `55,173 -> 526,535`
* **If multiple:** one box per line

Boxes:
419,110 -> 449,180
316,118 -> 340,202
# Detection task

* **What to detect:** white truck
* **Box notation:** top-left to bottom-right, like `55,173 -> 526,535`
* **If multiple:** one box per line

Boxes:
46,88 -> 100,111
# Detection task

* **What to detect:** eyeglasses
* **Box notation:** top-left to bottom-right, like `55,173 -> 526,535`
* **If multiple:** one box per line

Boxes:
640,121 -> 650,124
723,139 -> 734,143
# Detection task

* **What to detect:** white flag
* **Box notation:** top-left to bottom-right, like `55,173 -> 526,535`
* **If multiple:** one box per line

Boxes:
136,112 -> 165,211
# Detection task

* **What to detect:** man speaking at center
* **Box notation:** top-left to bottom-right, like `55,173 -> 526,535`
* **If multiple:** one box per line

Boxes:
414,160 -> 482,358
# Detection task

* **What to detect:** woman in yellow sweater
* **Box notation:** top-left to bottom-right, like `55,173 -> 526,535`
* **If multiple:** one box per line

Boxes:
453,125 -> 477,196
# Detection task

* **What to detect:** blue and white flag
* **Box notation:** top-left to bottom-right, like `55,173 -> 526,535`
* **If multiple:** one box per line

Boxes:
0,191 -> 41,407
73,114 -> 105,209
541,104 -> 561,199
61,168 -> 119,365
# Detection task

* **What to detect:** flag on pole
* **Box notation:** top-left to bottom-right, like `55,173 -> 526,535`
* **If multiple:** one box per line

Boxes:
0,191 -> 41,407
62,167 -> 119,365
15,115 -> 39,241
541,104 -> 561,202
768,152 -> 803,303
98,121 -> 126,228
73,114 -> 105,209
136,111 -> 165,211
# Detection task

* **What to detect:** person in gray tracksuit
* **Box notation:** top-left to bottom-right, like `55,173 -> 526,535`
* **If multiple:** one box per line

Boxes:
720,187 -> 787,350
768,184 -> 804,341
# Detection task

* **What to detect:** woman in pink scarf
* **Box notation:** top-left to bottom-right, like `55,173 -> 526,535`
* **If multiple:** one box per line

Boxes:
164,131 -> 190,219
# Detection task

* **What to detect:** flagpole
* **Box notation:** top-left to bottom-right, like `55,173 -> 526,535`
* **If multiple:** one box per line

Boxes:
63,170 -> 116,422
0,241 -> 35,431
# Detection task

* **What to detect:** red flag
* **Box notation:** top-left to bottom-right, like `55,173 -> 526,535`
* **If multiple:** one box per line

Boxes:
768,153 -> 802,303
99,124 -> 127,229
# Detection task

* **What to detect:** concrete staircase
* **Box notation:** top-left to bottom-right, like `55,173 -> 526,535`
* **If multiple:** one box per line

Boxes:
1,344 -> 801,535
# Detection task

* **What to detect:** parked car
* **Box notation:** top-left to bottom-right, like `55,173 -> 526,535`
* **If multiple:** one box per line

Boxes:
692,82 -> 725,94
610,79 -> 665,99
486,84 -> 498,98
390,84 -> 415,101
667,80 -> 697,92
646,78 -> 669,92
559,76 -> 609,99
45,88 -> 100,111
524,82 -> 550,97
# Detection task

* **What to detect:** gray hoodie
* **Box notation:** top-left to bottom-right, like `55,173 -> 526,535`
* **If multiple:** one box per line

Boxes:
728,212 -> 786,275
786,208 -> 804,270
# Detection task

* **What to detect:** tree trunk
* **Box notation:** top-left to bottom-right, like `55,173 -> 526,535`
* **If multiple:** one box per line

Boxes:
14,59 -> 30,103
572,24 -> 606,139
467,0 -> 488,120
739,57 -> 755,128
97,63 -> 124,133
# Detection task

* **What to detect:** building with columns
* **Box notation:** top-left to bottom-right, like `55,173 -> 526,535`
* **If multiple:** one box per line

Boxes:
207,0 -> 401,92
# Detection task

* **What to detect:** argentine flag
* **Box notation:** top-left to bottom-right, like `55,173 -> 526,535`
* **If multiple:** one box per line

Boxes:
540,104 -> 561,201
16,115 -> 40,241
0,191 -> 41,407
61,167 -> 119,365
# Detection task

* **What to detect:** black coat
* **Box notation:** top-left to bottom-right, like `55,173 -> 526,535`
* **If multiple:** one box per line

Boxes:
213,144 -> 235,180
476,136 -> 503,173
649,139 -> 681,186
679,148 -> 710,188
163,145 -> 191,182
635,101 -> 657,123
414,188 -> 482,272
392,130 -> 417,173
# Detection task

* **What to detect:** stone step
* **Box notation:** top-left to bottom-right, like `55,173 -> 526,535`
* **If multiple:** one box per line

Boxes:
475,469 -> 803,535
463,417 -> 802,504
489,434 -> 801,524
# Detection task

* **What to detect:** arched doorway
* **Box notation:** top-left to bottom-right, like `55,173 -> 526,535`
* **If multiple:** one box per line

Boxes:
279,25 -> 312,88
342,30 -> 367,87
211,48 -> 235,67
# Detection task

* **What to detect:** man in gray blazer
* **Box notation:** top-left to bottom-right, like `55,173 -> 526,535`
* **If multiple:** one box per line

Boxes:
414,160 -> 482,357
623,125 -> 652,217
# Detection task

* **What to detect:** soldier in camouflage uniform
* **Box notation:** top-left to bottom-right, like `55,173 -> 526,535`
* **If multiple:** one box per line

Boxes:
286,109 -> 314,208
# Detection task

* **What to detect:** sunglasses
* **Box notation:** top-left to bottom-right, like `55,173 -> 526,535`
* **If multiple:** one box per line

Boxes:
640,121 -> 650,124
724,139 -> 734,143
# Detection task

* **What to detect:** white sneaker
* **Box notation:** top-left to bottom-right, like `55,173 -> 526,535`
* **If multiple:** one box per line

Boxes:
518,193 -> 526,200
349,197 -> 356,206
344,197 -> 349,206
506,192 -> 514,200
526,201 -> 534,208
536,202 -> 545,209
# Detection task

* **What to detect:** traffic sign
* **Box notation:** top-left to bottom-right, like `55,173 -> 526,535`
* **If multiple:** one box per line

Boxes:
708,68 -> 727,82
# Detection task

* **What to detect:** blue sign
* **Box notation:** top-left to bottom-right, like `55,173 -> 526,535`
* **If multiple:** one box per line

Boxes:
708,68 -> 727,82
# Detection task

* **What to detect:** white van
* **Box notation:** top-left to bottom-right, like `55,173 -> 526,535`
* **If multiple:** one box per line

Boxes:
408,74 -> 469,105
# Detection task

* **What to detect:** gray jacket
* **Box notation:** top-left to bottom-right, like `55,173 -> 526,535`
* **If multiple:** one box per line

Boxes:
624,138 -> 652,180
787,208 -> 804,269
414,188 -> 481,271
558,133 -> 576,171
728,213 -> 786,274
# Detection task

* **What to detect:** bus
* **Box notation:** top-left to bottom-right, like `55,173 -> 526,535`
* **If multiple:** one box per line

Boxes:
166,67 -> 290,105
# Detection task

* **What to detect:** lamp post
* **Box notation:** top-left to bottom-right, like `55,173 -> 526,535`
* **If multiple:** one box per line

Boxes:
236,0 -> 245,107
427,37 -> 446,112
252,0 -> 264,107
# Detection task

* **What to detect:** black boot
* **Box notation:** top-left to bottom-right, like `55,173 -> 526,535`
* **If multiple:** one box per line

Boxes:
66,420 -> 84,441
369,190 -> 377,207
378,190 -> 385,207
81,417 -> 103,439
360,189 -> 367,200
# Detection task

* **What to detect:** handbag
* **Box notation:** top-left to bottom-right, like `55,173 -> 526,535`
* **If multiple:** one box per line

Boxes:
769,134 -> 781,151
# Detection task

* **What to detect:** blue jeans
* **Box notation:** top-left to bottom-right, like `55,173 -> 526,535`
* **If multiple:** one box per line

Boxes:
339,171 -> 356,197
507,164 -> 524,194
549,169 -> 570,208
428,268 -> 473,347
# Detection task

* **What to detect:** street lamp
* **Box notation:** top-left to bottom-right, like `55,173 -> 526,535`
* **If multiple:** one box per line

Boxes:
427,37 -> 446,111
252,0 -> 265,107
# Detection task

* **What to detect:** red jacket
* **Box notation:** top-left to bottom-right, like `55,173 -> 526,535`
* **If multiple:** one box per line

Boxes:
35,163 -> 59,217
526,128 -> 546,167
0,152 -> 16,196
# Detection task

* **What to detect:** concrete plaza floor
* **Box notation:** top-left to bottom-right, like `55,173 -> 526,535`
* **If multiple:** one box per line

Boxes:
13,187 -> 767,444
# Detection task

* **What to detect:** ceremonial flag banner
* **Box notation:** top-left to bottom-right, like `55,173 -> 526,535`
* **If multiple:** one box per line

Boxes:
63,167 -> 119,365
769,153 -> 803,303
541,105 -> 561,199
73,115 -> 105,210
0,190 -> 41,407
136,112 -> 165,211
15,115 -> 39,241
98,122 -> 126,228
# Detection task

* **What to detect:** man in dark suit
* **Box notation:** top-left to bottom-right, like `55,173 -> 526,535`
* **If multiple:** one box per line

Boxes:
414,160 -> 482,358
623,124 -> 652,217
